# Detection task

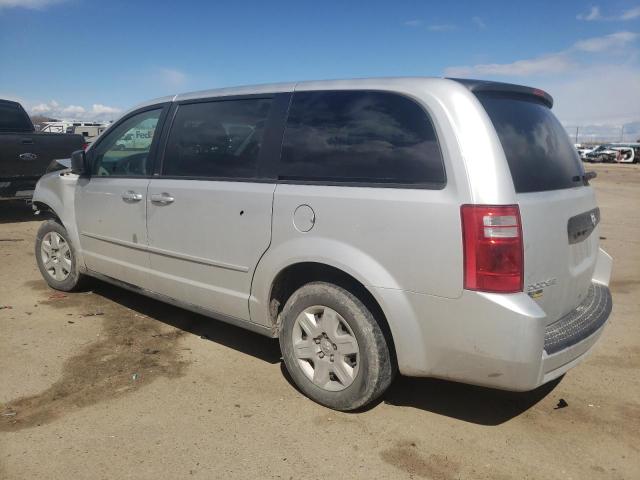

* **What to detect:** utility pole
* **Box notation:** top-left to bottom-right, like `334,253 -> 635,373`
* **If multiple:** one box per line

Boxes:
575,126 -> 579,144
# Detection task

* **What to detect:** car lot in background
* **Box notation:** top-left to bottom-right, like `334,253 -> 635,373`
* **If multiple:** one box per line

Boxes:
583,143 -> 640,163
1,162 -> 638,479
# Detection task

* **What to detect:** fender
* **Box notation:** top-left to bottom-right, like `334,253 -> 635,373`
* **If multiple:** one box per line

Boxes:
250,237 -> 402,321
249,236 -> 440,373
251,235 -> 408,338
32,171 -> 86,271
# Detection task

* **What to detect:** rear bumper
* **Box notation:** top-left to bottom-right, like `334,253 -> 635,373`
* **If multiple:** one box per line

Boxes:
374,248 -> 613,391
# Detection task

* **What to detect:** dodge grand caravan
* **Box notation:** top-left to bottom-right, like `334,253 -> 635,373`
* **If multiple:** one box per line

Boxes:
32,78 -> 613,410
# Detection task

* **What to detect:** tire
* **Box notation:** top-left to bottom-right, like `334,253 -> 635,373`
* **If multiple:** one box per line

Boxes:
35,220 -> 86,291
279,282 -> 395,411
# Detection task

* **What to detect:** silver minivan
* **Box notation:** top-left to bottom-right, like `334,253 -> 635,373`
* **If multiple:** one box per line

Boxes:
32,78 -> 613,410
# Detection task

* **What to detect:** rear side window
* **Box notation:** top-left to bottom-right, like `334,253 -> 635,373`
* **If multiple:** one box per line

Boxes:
0,102 -> 33,132
163,98 -> 272,179
477,93 -> 584,193
280,91 -> 445,187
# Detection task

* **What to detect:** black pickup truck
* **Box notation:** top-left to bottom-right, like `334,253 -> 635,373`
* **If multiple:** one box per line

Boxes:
1,99 -> 84,200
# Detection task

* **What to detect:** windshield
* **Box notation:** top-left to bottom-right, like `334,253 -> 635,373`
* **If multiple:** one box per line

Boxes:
477,92 -> 585,193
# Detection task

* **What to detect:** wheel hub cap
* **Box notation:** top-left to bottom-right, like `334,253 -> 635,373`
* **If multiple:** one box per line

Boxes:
291,305 -> 360,392
41,232 -> 72,282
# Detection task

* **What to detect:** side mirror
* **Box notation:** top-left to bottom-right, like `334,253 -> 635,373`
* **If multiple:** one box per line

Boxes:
70,150 -> 88,175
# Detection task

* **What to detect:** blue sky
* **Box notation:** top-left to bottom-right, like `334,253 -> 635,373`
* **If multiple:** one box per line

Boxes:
1,0 -> 639,139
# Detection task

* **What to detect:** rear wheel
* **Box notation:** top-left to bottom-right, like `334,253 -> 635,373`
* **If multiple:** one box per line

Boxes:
35,220 -> 86,291
279,282 -> 395,411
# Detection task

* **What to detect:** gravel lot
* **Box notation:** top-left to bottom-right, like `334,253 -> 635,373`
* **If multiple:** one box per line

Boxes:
1,163 -> 639,480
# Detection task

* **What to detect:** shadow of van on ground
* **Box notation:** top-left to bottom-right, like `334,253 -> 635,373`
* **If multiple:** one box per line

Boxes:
0,200 -> 37,224
90,281 -> 282,365
382,374 -> 562,425
86,280 -> 561,424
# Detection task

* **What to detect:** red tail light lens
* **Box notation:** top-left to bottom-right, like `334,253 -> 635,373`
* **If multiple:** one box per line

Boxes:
82,143 -> 89,150
461,205 -> 523,293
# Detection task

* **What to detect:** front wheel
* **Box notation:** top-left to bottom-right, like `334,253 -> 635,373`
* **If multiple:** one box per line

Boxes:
35,220 -> 86,291
279,282 -> 395,411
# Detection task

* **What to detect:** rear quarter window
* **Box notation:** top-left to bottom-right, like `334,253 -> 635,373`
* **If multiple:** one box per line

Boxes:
477,93 -> 584,193
279,90 -> 446,187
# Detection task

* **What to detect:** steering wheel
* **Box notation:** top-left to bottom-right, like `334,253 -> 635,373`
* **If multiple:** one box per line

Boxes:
114,152 -> 148,175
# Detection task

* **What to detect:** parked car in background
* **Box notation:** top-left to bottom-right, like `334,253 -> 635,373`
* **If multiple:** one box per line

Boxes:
585,143 -> 640,163
32,78 -> 612,410
68,124 -> 108,148
584,144 -> 617,163
576,144 -> 598,160
0,99 -> 84,200
611,143 -> 639,163
40,121 -> 104,134
114,127 -> 155,150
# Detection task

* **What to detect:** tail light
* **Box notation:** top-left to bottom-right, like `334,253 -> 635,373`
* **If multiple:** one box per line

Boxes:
82,143 -> 89,150
461,205 -> 523,293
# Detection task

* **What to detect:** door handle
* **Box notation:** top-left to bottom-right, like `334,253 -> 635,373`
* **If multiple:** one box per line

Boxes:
21,138 -> 34,145
150,192 -> 175,205
122,191 -> 143,202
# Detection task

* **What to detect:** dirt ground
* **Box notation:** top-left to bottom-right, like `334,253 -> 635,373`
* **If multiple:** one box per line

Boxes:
1,163 -> 639,480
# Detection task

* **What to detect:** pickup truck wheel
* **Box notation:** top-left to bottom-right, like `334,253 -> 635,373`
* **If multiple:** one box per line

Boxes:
35,220 -> 85,291
279,282 -> 394,411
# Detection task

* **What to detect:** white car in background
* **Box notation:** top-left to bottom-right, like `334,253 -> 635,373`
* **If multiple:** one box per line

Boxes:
584,144 -> 640,163
576,144 -> 598,160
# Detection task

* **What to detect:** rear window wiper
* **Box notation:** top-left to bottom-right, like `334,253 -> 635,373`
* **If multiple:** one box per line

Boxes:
572,171 -> 597,184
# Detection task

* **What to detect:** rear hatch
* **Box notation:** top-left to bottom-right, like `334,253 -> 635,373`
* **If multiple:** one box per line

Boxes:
476,91 -> 599,325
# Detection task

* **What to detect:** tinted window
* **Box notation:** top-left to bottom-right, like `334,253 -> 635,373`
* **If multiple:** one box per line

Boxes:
0,102 -> 33,132
163,98 -> 272,178
92,109 -> 161,176
280,91 -> 445,186
477,93 -> 584,193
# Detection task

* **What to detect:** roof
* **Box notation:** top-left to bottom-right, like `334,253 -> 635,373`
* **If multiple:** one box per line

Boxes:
130,76 -> 552,112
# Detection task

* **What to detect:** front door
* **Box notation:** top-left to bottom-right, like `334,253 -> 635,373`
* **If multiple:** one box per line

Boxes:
146,97 -> 276,321
75,107 -> 165,287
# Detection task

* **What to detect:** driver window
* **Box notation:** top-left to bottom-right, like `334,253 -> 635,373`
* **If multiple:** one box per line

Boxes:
92,109 -> 162,176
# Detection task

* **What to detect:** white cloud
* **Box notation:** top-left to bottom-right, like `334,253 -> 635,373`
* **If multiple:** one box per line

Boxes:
541,65 -> 640,127
427,23 -> 456,32
404,19 -> 422,27
91,103 -> 120,115
577,5 -> 640,21
62,105 -> 85,115
443,30 -> 640,128
31,103 -> 51,113
403,20 -> 456,31
621,6 -> 640,20
472,16 -> 486,29
445,31 -> 639,77
573,31 -> 638,53
157,68 -> 187,89
0,0 -> 66,9
577,6 -> 602,21
26,100 -> 121,121
445,53 -> 574,77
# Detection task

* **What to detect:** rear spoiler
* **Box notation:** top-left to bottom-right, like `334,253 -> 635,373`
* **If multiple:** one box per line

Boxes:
447,78 -> 554,108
